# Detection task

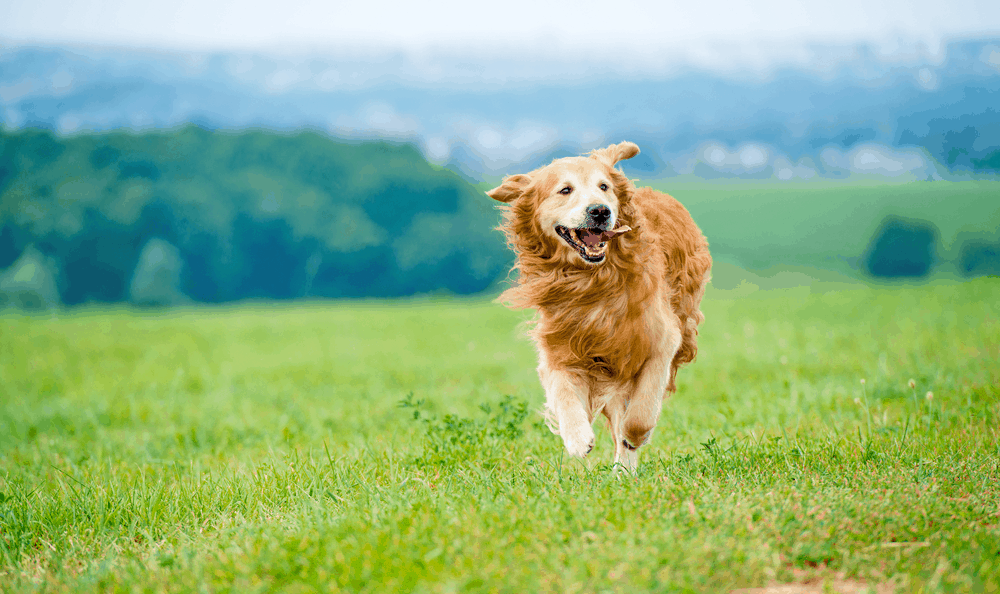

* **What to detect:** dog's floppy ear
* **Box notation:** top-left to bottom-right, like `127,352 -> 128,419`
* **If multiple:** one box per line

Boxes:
487,174 -> 531,203
590,141 -> 640,166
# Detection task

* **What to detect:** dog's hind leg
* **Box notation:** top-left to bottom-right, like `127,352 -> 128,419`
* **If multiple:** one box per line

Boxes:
538,356 -> 594,458
618,316 -> 683,473
602,390 -> 637,473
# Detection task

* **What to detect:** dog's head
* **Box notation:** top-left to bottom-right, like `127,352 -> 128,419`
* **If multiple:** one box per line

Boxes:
488,141 -> 639,266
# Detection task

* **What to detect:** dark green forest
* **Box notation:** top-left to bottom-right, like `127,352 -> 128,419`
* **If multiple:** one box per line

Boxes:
1,127 -> 997,309
0,127 -> 510,306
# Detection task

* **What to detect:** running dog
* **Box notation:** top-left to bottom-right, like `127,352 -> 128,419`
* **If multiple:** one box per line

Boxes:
487,141 -> 711,472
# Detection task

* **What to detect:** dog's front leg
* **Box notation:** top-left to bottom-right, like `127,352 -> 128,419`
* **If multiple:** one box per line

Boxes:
539,361 -> 594,458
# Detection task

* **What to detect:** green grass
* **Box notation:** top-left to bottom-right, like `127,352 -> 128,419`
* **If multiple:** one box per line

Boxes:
648,180 -> 1000,274
1,279 -> 999,593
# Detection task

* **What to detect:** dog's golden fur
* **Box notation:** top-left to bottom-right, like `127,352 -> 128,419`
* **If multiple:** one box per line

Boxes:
488,141 -> 711,471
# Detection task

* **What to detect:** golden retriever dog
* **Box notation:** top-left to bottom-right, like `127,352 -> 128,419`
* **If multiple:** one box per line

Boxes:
487,141 -> 711,472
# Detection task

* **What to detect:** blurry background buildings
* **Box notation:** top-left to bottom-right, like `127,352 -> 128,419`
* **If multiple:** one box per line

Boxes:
1,0 -> 999,308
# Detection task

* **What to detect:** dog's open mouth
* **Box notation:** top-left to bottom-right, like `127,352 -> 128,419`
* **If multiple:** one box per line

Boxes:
555,225 -> 632,263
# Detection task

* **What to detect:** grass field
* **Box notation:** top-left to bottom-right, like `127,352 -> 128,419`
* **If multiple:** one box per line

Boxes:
1,279 -> 998,592
648,180 -> 1000,274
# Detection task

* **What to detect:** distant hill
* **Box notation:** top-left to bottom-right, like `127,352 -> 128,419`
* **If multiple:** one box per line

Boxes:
657,180 -> 1000,278
0,127 -> 509,306
2,127 -> 998,308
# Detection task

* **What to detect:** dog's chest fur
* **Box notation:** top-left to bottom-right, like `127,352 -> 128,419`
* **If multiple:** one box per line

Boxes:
532,271 -> 668,382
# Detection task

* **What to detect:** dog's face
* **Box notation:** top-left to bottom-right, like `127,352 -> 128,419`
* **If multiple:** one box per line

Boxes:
488,141 -> 639,265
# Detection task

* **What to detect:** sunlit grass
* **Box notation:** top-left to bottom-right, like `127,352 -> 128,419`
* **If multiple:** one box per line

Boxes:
653,180 -> 1000,275
1,279 -> 998,592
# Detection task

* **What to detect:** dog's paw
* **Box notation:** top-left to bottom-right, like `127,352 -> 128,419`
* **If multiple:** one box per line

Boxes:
561,421 -> 595,458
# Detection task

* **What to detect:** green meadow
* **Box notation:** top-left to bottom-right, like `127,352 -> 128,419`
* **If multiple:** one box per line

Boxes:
1,278 -> 998,593
654,180 -> 1000,274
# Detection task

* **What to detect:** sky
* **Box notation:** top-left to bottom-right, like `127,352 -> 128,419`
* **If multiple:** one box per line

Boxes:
3,0 -> 1000,70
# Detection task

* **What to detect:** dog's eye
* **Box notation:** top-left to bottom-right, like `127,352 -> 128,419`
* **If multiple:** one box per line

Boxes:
599,183 -> 609,191
560,187 -> 572,195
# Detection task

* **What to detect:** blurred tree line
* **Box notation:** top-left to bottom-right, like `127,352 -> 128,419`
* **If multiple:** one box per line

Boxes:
863,216 -> 1000,280
1,127 -> 996,309
0,126 -> 511,307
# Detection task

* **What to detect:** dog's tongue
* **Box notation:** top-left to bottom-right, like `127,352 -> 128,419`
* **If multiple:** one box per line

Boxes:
578,226 -> 632,247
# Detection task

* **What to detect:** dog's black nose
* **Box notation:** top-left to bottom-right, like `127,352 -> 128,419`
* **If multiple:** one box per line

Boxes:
586,204 -> 611,227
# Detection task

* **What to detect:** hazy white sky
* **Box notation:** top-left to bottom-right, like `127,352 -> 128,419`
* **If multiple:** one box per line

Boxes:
2,0 -> 1000,62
